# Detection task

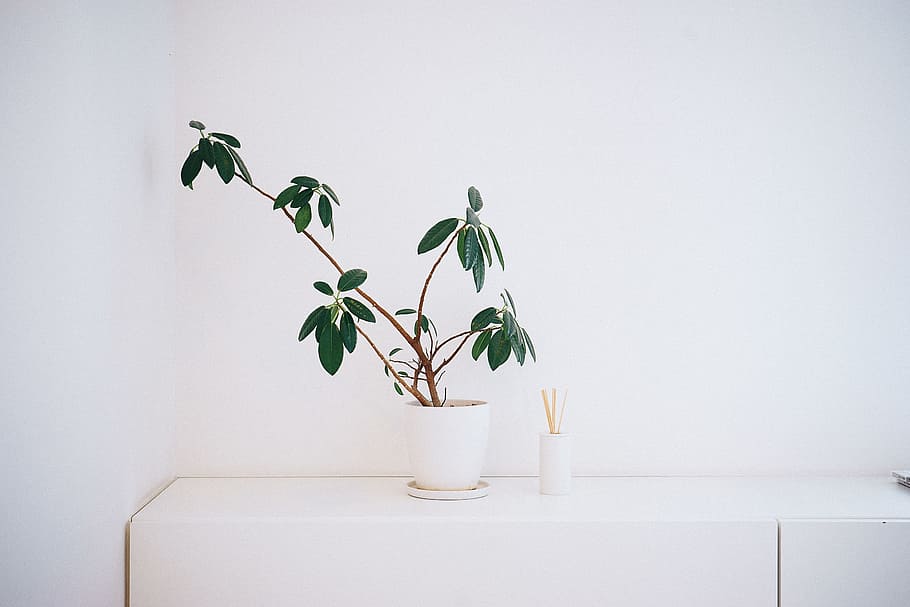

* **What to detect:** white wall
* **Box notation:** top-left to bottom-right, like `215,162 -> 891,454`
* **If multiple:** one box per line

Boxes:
0,2 -> 175,606
176,1 -> 910,476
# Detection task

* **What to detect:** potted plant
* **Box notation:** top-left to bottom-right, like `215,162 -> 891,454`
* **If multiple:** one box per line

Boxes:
180,121 -> 535,496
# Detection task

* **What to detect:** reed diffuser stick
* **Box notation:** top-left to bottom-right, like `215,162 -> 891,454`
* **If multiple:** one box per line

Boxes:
556,389 -> 568,434
541,389 -> 553,434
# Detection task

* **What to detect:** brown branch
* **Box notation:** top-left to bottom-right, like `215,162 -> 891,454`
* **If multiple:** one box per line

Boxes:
353,323 -> 430,406
415,227 -> 464,345
432,330 -> 476,361
436,331 -> 477,373
237,175 -> 441,404
238,175 -> 424,357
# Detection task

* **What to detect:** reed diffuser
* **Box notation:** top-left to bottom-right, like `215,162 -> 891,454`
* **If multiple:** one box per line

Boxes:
539,388 -> 571,495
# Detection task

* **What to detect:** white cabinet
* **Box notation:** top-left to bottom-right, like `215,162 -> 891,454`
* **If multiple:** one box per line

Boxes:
129,477 -> 910,607
780,519 -> 910,607
131,519 -> 776,607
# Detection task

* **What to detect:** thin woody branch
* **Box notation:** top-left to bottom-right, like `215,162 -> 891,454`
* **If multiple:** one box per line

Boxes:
432,330 -> 477,361
240,174 -> 426,359
353,323 -> 430,406
415,227 -> 464,345
436,331 -> 477,373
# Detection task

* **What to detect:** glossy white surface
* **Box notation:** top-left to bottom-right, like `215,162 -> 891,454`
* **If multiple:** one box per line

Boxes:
130,477 -> 910,606
133,476 -> 910,523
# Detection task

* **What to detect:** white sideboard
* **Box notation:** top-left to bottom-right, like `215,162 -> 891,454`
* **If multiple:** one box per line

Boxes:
129,477 -> 909,607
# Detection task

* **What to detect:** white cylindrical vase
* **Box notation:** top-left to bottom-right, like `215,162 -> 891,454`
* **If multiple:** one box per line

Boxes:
539,433 -> 571,495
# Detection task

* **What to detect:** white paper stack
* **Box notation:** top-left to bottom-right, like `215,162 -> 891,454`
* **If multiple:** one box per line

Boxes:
892,471 -> 910,489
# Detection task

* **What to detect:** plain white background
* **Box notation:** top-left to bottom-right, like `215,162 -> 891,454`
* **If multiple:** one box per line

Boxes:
1,2 -> 175,606
176,0 -> 910,476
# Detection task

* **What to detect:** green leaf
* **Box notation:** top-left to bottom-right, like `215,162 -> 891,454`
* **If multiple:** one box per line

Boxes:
472,254 -> 485,292
198,138 -> 215,168
298,307 -> 326,341
466,206 -> 481,229
522,328 -> 537,362
343,297 -> 376,322
388,347 -> 403,357
487,329 -> 511,371
225,145 -> 252,184
322,183 -> 340,206
471,307 -> 498,331
393,382 -> 404,396
395,308 -> 417,315
294,203 -> 312,232
468,186 -> 483,212
313,281 -> 333,295
180,149 -> 203,187
189,120 -> 206,130
211,132 -> 241,148
212,142 -> 235,183
488,226 -> 505,270
417,218 -> 459,254
274,184 -> 300,209
504,288 -> 517,316
317,194 -> 331,216
337,269 -> 367,292
318,194 -> 332,228
502,310 -> 517,337
292,176 -> 320,188
318,323 -> 344,375
477,228 -> 493,267
314,307 -> 333,342
463,228 -> 480,270
291,188 -> 314,209
511,329 -> 526,365
457,229 -> 467,267
340,311 -> 357,353
471,330 -> 492,360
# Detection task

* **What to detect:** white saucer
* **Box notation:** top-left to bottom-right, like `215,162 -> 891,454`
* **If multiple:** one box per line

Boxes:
406,480 -> 489,500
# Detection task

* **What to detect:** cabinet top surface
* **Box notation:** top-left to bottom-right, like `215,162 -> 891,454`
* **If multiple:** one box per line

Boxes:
132,476 -> 910,523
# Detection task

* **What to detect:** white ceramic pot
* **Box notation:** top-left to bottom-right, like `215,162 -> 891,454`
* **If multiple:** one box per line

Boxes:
404,399 -> 489,491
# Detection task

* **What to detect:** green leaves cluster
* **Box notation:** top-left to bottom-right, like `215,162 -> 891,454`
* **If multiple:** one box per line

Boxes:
298,269 -> 374,375
417,186 -> 504,293
180,121 -> 252,189
275,176 -> 341,238
179,121 -> 537,402
468,288 -> 536,371
179,120 -> 339,239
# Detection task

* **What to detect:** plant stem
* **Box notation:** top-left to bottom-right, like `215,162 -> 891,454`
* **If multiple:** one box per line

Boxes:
240,174 -> 424,354
432,330 -> 476,361
436,331 -> 477,373
237,174 -> 436,405
415,227 -> 464,346
353,324 -> 430,406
